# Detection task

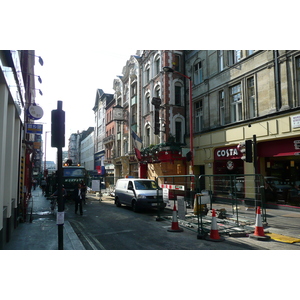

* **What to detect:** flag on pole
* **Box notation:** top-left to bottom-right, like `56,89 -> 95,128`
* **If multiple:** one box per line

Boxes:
131,130 -> 142,160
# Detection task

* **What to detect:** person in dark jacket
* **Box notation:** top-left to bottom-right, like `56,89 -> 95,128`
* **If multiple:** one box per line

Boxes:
80,181 -> 87,205
73,183 -> 83,215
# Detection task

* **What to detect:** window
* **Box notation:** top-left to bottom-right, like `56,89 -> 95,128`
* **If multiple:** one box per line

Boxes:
247,50 -> 255,56
155,86 -> 160,98
145,93 -> 150,113
145,126 -> 150,147
175,85 -> 182,106
175,121 -> 182,143
219,50 -> 225,71
131,82 -> 137,96
195,99 -> 203,132
174,55 -> 181,71
131,105 -> 137,124
154,55 -> 160,75
219,90 -> 225,125
230,83 -> 242,122
247,77 -> 256,118
145,64 -> 150,83
194,61 -> 203,85
228,50 -> 242,65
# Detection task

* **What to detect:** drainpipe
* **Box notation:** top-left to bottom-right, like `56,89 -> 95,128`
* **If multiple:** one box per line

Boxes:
183,51 -> 188,142
274,50 -> 282,110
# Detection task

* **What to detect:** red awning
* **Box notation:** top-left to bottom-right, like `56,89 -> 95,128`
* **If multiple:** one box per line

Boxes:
258,137 -> 300,157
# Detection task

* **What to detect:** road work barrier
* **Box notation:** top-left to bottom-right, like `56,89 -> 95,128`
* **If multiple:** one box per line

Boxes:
156,174 -> 268,239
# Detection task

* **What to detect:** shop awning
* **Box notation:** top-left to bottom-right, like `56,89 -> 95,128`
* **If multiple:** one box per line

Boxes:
258,137 -> 300,157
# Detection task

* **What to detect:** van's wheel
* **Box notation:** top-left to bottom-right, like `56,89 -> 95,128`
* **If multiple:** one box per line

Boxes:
132,200 -> 138,212
115,198 -> 121,207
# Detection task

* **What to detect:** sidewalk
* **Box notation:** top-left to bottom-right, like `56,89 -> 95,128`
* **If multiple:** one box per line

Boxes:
3,187 -> 85,250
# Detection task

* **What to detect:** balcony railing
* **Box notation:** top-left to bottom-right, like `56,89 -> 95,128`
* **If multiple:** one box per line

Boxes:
103,134 -> 115,144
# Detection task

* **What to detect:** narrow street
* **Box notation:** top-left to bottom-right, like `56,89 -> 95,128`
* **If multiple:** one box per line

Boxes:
63,193 -> 300,250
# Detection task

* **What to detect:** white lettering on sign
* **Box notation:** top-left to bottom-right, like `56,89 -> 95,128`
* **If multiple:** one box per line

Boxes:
216,148 -> 239,157
294,140 -> 300,150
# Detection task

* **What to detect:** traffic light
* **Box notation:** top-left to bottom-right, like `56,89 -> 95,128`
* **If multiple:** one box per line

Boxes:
238,140 -> 253,163
51,108 -> 65,148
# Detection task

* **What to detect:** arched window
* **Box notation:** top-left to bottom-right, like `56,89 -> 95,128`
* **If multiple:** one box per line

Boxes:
154,54 -> 161,75
144,63 -> 150,83
154,83 -> 161,99
144,91 -> 151,114
172,114 -> 185,144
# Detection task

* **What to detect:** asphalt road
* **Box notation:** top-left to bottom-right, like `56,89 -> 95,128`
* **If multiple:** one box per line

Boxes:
64,195 -> 272,250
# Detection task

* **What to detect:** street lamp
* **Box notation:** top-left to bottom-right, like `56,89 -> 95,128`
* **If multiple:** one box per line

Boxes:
44,131 -> 50,172
163,66 -> 194,175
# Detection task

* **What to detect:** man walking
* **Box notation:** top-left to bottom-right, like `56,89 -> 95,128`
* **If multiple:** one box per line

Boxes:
73,183 -> 83,215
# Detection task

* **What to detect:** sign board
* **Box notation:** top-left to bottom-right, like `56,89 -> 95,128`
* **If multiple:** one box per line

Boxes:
160,184 -> 185,191
177,196 -> 186,220
163,188 -> 169,201
26,123 -> 43,134
92,180 -> 100,192
27,105 -> 44,120
291,115 -> 300,129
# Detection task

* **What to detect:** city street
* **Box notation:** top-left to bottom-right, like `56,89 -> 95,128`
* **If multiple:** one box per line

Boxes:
63,192 -> 300,250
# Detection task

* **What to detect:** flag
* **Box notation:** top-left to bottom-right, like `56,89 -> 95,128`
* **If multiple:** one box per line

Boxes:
131,130 -> 142,160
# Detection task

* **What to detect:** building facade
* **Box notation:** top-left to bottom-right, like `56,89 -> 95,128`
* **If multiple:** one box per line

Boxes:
93,89 -> 112,177
186,50 -> 300,206
112,55 -> 141,179
80,129 -> 94,171
0,50 -> 43,248
138,50 -> 188,180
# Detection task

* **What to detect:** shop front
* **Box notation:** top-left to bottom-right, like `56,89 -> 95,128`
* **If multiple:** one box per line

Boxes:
258,137 -> 300,206
214,146 -> 244,175
213,145 -> 245,198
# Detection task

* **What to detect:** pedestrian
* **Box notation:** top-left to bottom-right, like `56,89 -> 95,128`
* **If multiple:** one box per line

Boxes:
81,181 -> 87,205
32,179 -> 37,190
73,183 -> 83,215
41,178 -> 47,195
50,185 -> 67,211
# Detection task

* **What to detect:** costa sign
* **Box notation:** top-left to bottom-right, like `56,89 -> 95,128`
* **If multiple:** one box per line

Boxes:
215,146 -> 242,160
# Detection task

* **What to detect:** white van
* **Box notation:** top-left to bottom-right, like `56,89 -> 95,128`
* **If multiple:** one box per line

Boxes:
114,178 -> 165,212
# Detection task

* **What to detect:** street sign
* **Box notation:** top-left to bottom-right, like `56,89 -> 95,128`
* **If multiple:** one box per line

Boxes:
160,184 -> 185,191
26,123 -> 43,134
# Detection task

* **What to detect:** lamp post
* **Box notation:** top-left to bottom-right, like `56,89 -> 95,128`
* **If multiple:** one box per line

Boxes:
44,131 -> 50,173
163,66 -> 194,175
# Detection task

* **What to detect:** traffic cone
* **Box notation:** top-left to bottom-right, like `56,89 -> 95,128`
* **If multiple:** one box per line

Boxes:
167,203 -> 183,232
206,209 -> 225,242
250,206 -> 270,240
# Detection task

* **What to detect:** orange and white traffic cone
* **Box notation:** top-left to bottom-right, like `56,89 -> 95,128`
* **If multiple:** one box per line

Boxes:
250,206 -> 270,240
167,203 -> 183,232
206,209 -> 225,242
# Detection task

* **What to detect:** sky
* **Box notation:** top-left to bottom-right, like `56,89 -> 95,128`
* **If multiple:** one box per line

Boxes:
34,49 -> 136,162
3,2 -> 295,165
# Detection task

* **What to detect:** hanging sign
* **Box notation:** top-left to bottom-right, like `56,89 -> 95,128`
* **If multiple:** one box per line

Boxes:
26,123 -> 43,134
27,105 -> 44,120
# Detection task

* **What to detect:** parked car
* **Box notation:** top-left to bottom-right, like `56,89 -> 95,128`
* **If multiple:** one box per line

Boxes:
114,178 -> 166,212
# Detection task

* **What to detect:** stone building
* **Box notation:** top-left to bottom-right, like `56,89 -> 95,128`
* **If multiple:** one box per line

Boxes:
186,50 -> 300,206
